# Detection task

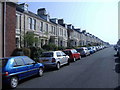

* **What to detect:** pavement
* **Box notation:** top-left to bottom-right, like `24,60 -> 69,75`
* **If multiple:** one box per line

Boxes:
15,47 -> 118,88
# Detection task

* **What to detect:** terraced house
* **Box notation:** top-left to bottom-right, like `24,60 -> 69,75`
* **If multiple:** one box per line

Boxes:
16,3 -> 68,48
16,3 -> 107,49
67,24 -> 80,47
0,2 -> 107,58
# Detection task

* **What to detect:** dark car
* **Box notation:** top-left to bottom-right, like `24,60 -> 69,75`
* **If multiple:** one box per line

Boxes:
2,56 -> 44,89
63,49 -> 81,62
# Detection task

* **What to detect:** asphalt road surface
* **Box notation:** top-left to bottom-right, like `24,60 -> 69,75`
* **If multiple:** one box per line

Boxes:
16,47 -> 119,88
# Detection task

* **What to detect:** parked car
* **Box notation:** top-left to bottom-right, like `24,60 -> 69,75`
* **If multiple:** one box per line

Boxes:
2,56 -> 44,89
87,47 -> 94,54
39,51 -> 70,70
117,46 -> 120,58
92,46 -> 97,52
76,47 -> 90,57
63,49 -> 81,62
95,46 -> 101,51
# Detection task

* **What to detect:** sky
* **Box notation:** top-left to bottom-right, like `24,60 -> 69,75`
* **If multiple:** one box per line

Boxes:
18,0 -> 119,44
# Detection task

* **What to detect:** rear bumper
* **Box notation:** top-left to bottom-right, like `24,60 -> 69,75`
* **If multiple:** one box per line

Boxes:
2,76 -> 11,85
42,63 -> 57,68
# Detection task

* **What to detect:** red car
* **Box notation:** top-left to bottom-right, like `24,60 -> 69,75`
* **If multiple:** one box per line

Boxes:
63,49 -> 81,62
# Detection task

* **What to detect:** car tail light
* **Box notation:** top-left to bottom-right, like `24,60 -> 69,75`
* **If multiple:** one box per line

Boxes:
5,72 -> 9,76
52,58 -> 56,62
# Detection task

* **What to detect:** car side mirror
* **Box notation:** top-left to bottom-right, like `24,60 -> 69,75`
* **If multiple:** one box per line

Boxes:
33,60 -> 37,64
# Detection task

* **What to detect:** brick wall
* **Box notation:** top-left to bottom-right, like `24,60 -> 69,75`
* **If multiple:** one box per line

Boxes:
0,2 -> 3,58
5,2 -> 16,57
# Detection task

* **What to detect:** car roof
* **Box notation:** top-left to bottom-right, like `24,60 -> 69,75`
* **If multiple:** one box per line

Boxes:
63,49 -> 75,51
79,47 -> 87,49
42,51 -> 62,53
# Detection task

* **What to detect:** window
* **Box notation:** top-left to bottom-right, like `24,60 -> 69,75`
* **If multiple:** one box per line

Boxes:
51,26 -> 53,34
41,52 -> 53,57
63,51 -> 71,55
71,50 -> 77,54
16,14 -> 20,30
56,52 -> 61,57
58,27 -> 59,35
64,30 -> 66,37
61,29 -> 63,36
54,27 -> 55,35
61,52 -> 66,56
16,15 -> 18,29
71,50 -> 76,54
60,28 -> 62,36
32,19 -> 36,30
14,58 -> 25,66
13,60 -> 17,67
66,30 -> 67,37
56,27 -> 58,36
23,57 -> 35,65
46,24 -> 48,32
28,17 -> 32,29
16,37 -> 19,48
40,22 -> 43,31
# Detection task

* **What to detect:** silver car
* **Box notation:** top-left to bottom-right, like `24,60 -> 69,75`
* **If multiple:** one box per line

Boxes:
39,51 -> 70,69
76,47 -> 90,57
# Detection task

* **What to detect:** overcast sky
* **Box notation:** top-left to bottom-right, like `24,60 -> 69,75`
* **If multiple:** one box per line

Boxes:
19,0 -> 118,44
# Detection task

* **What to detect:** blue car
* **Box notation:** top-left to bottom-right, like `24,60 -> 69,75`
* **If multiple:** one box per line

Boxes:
2,56 -> 44,88
87,47 -> 95,54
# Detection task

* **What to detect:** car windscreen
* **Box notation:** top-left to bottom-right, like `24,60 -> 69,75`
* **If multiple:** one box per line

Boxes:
76,49 -> 83,52
88,48 -> 91,50
63,51 -> 71,55
0,59 -> 8,68
41,52 -> 53,57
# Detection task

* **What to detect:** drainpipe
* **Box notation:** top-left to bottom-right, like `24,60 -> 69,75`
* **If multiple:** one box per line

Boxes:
3,1 -> 6,57
20,14 -> 21,48
24,14 -> 26,47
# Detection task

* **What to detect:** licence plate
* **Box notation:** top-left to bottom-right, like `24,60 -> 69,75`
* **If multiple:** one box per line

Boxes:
42,59 -> 49,62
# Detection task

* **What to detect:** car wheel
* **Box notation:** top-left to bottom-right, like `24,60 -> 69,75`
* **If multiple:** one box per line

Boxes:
56,62 -> 60,70
38,68 -> 43,77
10,76 -> 18,89
73,58 -> 76,62
84,54 -> 87,57
67,59 -> 70,65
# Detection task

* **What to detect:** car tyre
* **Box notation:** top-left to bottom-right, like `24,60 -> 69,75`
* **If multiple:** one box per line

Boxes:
67,59 -> 70,65
56,62 -> 60,70
38,68 -> 43,77
10,76 -> 18,89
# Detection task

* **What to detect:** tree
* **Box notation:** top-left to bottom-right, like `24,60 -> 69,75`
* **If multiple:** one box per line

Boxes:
42,43 -> 58,51
24,32 -> 39,47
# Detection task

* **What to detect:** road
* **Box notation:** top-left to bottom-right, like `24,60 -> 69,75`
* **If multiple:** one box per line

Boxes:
16,47 -> 119,88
